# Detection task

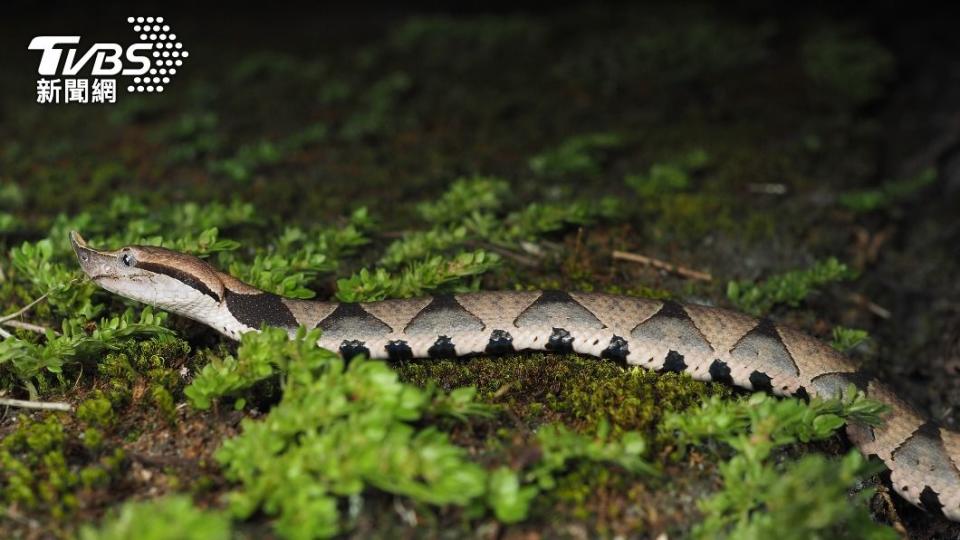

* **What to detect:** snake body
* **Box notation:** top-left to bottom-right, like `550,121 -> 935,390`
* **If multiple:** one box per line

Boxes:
68,231 -> 960,521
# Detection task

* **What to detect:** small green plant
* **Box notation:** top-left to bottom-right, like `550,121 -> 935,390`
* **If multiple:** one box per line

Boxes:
801,27 -> 895,106
664,390 -> 893,539
208,123 -> 328,181
726,257 -> 857,316
830,326 -> 870,352
227,208 -> 372,297
79,495 -> 231,540
213,328 -> 497,538
416,176 -> 510,224
340,71 -> 413,140
1,413 -> 126,522
529,132 -> 624,177
335,249 -> 500,302
625,149 -> 709,198
838,168 -> 937,213
0,308 -> 170,391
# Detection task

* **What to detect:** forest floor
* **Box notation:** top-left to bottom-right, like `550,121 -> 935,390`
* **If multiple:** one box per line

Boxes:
1,4 -> 959,539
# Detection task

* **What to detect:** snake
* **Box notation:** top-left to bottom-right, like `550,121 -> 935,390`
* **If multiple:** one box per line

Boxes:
68,230 -> 960,522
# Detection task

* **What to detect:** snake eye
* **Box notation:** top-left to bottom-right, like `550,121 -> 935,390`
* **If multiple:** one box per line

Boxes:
120,253 -> 135,267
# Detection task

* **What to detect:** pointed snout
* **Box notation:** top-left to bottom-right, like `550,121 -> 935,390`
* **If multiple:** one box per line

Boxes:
70,231 -> 113,278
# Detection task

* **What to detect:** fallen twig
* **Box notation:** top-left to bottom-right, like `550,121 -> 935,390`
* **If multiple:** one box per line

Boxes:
1,319 -> 56,335
612,250 -> 713,282
846,292 -> 892,320
466,240 -> 541,267
748,182 -> 788,195
0,397 -> 73,412
0,292 -> 51,324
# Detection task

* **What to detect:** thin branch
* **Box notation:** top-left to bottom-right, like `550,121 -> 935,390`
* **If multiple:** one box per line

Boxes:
0,292 -> 51,324
612,250 -> 713,282
466,240 -> 541,267
846,292 -> 892,320
0,397 -> 72,412
1,319 -> 56,335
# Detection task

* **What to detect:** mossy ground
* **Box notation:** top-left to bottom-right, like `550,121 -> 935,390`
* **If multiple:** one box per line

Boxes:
2,3 -> 960,538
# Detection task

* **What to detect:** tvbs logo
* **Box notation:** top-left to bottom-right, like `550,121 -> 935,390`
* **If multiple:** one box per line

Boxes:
29,36 -> 152,76
29,16 -> 188,104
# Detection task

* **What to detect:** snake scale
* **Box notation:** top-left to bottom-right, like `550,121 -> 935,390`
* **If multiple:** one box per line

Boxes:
69,230 -> 960,521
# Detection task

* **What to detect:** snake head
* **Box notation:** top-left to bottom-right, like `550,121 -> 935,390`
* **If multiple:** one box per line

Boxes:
70,230 -> 226,309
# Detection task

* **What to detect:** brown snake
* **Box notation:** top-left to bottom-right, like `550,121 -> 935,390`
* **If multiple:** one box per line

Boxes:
69,230 -> 960,521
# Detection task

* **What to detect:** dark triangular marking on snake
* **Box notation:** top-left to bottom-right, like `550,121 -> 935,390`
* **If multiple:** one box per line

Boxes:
809,369 -> 873,398
339,339 -> 369,360
225,289 -> 298,330
630,301 -> 713,355
513,290 -> 603,330
428,335 -> 457,358
404,294 -> 484,335
601,335 -> 629,363
659,350 -> 687,373
317,302 -> 391,341
656,300 -> 690,319
892,422 -> 960,486
920,486 -> 945,517
486,330 -> 515,355
749,370 -> 773,392
546,327 -> 574,353
793,386 -> 810,401
385,340 -> 412,361
709,359 -> 733,385
728,318 -> 799,377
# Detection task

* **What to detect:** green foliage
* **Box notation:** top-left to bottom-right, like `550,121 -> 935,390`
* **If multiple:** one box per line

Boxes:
379,225 -> 469,267
380,177 -> 618,271
487,421 -> 656,524
1,413 -> 126,521
389,16 -> 544,68
209,123 -> 328,181
213,328 -> 496,538
529,421 -> 656,489
10,238 -> 100,318
0,184 -> 20,233
154,112 -> 223,165
340,71 -> 412,140
620,149 -> 767,242
205,330 -> 658,537
726,257 -> 857,316
79,495 -> 232,540
488,200 -> 622,243
838,168 -> 937,213
664,391 -> 893,539
625,149 -> 709,198
830,326 -> 870,352
0,308 -> 170,387
228,208 -> 372,297
77,391 -> 116,428
416,176 -> 510,224
801,28 -> 895,106
185,326 -> 294,409
529,133 -> 624,177
335,249 -> 500,302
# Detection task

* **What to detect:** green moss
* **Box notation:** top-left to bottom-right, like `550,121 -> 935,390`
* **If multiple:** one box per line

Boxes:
1,414 -> 83,519
397,354 -> 731,439
801,27 -> 895,106
77,391 -> 116,428
79,495 -> 232,540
